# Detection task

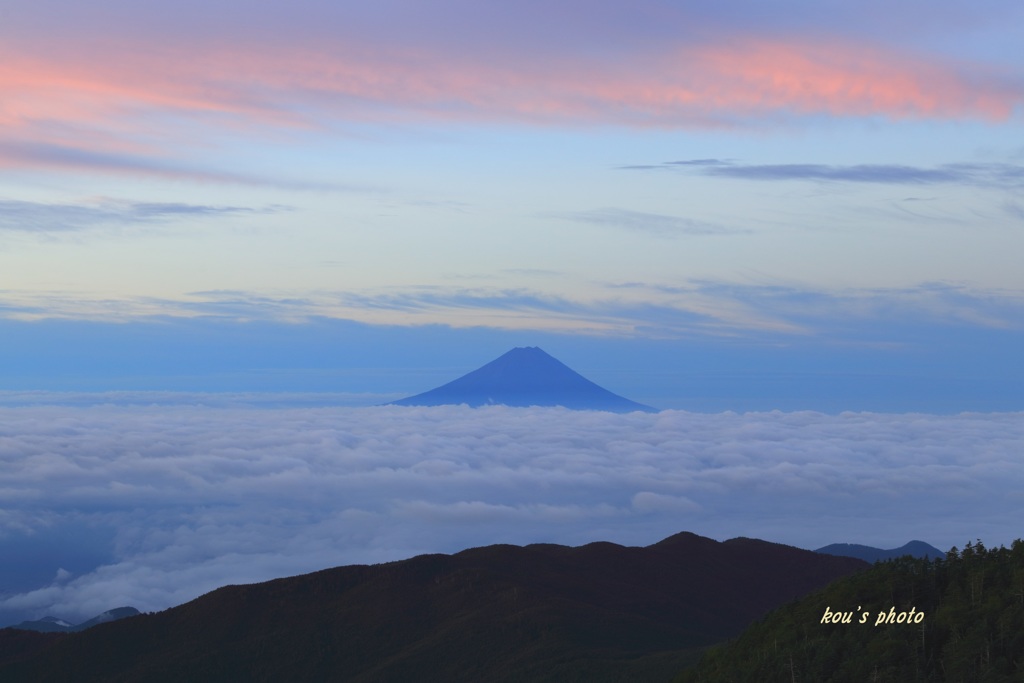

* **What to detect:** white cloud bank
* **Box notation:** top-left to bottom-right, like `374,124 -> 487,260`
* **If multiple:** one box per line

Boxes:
1,404 -> 1021,624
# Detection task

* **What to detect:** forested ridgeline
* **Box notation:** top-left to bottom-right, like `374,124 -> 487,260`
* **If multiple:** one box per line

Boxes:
677,539 -> 1024,683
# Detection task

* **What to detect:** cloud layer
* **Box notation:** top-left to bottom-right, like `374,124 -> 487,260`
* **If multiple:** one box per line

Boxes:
2,404 -> 1021,625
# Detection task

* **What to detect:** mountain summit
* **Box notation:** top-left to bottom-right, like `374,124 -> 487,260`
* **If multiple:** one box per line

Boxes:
390,347 -> 657,412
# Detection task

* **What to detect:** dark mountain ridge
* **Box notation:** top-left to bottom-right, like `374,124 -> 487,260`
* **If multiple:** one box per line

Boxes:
0,531 -> 865,682
389,346 -> 657,413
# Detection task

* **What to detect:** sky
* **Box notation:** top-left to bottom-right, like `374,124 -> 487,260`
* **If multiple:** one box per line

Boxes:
0,0 -> 1022,408
1,0 -> 1023,625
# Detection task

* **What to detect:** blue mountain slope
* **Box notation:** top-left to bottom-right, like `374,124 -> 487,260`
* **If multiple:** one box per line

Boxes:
815,541 -> 946,563
11,607 -> 139,633
390,347 -> 657,413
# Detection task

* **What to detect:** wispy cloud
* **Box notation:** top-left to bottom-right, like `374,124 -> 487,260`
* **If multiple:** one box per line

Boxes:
550,207 -> 744,236
0,390 -> 391,409
0,140 -> 361,190
2,281 -> 1022,340
499,268 -> 564,277
621,159 -> 1024,187
1004,202 -> 1024,221
0,404 -> 1020,626
0,198 -> 286,234
622,279 -> 1024,333
328,288 -> 654,334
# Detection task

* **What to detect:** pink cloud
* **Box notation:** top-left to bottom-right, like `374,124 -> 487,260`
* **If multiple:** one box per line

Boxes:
687,40 -> 1017,120
1,32 -> 1019,178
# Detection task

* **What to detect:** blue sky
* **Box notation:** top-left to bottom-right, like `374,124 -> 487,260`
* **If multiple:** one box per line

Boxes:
2,1 -> 1023,626
1,0 -> 1022,410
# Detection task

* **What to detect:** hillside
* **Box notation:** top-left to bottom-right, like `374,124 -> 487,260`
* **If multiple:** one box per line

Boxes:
676,539 -> 1024,682
0,532 -> 864,682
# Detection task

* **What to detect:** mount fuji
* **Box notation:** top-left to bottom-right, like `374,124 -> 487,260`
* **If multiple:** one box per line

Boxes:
389,347 -> 657,413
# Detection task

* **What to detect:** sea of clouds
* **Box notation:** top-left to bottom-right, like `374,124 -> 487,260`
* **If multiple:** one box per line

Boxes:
1,403 -> 1021,625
